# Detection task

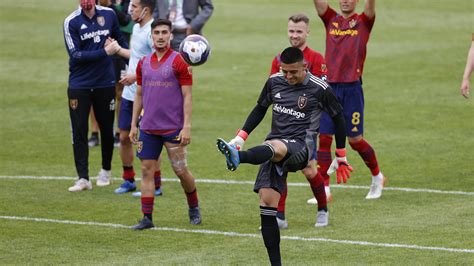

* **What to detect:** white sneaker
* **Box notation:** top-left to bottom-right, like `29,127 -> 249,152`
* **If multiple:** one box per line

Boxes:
307,186 -> 332,205
365,172 -> 386,199
96,169 -> 112,187
277,217 -> 288,229
258,217 -> 289,230
315,210 -> 329,227
68,178 -> 92,192
307,197 -> 318,205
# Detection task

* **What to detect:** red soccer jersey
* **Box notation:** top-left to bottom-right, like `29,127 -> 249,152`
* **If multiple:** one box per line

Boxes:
136,49 -> 193,86
270,46 -> 328,78
320,7 -> 375,83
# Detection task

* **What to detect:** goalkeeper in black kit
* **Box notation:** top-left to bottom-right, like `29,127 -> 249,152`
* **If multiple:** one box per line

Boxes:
216,47 -> 353,266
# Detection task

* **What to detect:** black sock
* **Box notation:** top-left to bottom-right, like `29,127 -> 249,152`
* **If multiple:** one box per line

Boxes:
239,145 -> 274,164
144,213 -> 152,221
260,206 -> 281,266
317,207 -> 328,212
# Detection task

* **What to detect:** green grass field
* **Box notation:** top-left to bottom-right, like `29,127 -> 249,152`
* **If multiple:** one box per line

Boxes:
1,0 -> 473,264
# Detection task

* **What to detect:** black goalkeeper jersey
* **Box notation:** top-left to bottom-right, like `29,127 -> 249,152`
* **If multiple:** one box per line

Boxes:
257,72 -> 342,141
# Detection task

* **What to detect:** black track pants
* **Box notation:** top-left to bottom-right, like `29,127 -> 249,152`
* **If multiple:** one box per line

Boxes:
68,87 -> 115,178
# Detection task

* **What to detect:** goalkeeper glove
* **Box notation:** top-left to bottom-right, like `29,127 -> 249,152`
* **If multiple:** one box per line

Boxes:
228,129 -> 248,150
327,148 -> 353,184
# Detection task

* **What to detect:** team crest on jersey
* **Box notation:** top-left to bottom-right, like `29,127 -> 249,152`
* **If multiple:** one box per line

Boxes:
162,66 -> 171,78
321,64 -> 327,72
137,141 -> 143,153
97,16 -> 105,27
298,96 -> 307,109
69,99 -> 78,110
349,19 -> 357,28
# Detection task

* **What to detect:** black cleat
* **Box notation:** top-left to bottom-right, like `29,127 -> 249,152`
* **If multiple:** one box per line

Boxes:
113,132 -> 120,148
131,217 -> 154,230
88,134 -> 100,147
189,207 -> 202,225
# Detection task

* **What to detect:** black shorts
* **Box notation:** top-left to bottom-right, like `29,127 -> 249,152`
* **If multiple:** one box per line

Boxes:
112,55 -> 126,83
253,138 -> 305,194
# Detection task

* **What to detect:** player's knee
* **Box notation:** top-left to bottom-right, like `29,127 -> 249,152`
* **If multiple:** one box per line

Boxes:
302,166 -> 316,179
119,132 -> 131,144
172,164 -> 189,177
348,135 -> 363,148
168,146 -> 188,177
140,163 -> 154,176
259,188 -> 280,207
169,151 -> 188,176
264,141 -> 285,161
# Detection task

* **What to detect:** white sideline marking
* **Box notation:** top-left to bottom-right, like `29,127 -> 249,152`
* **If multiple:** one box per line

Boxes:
1,215 -> 473,254
0,175 -> 473,196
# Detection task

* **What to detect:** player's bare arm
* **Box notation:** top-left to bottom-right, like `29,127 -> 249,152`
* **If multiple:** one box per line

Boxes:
313,0 -> 329,16
129,85 -> 143,144
180,85 -> 193,145
116,45 -> 130,59
461,40 -> 474,99
119,73 -> 137,86
105,37 -> 131,59
364,0 -> 376,19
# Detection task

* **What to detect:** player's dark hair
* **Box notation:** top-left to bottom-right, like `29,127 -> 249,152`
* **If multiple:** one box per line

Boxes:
151,19 -> 172,31
280,47 -> 304,64
289,13 -> 309,25
139,0 -> 155,11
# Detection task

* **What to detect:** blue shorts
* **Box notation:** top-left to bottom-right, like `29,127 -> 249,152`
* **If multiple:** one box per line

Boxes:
320,81 -> 364,137
136,129 -> 181,160
118,98 -> 134,130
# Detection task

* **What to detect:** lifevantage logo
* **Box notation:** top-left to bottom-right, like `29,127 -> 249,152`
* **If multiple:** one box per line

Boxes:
80,29 -> 110,41
273,104 -> 305,119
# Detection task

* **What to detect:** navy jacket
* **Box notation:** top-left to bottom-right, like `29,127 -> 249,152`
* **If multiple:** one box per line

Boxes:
63,5 -> 128,89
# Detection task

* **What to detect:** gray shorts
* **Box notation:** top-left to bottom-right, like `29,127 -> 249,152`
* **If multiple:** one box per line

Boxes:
253,138 -> 305,194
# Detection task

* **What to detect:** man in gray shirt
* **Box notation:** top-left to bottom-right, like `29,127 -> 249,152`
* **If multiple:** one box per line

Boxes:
153,0 -> 213,50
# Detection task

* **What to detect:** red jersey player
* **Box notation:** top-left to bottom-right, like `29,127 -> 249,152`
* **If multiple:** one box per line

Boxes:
311,0 -> 385,201
130,19 -> 201,230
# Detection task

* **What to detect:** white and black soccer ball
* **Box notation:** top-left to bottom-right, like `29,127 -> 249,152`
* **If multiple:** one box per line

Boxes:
179,34 -> 211,66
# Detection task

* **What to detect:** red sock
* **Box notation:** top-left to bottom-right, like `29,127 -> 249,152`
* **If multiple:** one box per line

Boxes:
141,196 -> 154,216
309,172 -> 327,210
154,170 -> 161,189
349,139 -> 380,176
185,189 -> 199,208
122,166 -> 135,182
277,180 -> 287,219
317,134 -> 333,186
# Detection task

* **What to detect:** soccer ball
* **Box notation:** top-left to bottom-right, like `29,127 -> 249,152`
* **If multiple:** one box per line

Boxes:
179,34 -> 211,66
